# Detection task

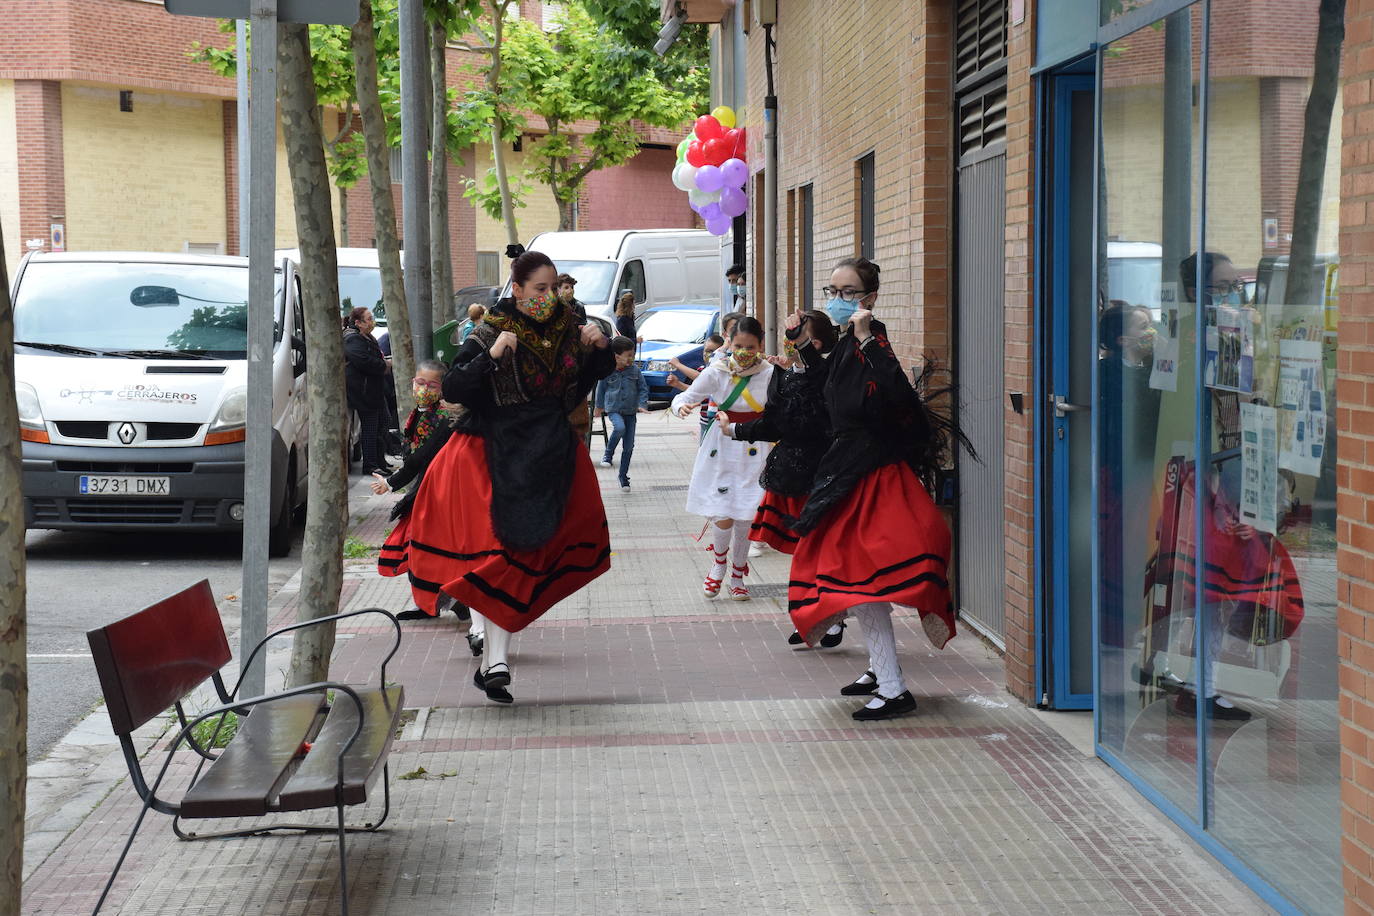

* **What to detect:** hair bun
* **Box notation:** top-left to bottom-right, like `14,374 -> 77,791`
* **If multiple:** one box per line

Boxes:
505,243 -> 526,260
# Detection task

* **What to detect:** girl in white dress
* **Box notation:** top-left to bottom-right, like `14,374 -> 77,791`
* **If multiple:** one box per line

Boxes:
671,316 -> 774,600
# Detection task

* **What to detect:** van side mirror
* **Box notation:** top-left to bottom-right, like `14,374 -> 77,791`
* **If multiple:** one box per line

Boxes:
291,335 -> 307,377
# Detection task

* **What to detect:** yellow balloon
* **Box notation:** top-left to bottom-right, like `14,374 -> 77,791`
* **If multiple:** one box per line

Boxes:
711,106 -> 736,129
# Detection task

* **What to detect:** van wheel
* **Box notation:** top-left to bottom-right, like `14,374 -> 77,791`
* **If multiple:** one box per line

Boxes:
268,474 -> 295,558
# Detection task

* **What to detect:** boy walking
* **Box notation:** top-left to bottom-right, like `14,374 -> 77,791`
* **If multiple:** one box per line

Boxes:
595,336 -> 650,491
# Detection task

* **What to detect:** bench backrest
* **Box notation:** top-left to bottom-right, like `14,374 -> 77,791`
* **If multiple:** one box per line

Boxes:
86,579 -> 232,736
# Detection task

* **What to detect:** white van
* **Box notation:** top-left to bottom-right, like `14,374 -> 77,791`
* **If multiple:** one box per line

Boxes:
279,246 -> 389,340
12,251 -> 309,556
510,229 -> 724,324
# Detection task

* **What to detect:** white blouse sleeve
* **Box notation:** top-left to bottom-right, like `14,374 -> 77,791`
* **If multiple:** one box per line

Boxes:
671,364 -> 724,414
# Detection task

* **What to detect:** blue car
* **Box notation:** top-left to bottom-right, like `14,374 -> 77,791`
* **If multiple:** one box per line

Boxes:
632,304 -> 722,402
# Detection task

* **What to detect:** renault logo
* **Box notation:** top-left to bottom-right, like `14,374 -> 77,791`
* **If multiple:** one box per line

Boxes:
116,422 -> 137,445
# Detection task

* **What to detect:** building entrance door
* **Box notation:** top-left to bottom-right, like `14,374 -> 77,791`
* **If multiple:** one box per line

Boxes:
1037,69 -> 1096,708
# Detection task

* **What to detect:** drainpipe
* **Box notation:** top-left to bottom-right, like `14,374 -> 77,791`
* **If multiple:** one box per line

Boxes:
762,23 -> 778,353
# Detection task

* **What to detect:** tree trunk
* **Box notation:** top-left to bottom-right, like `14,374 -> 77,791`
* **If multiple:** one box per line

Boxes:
430,20 -> 455,328
353,0 -> 416,422
489,1 -> 519,246
557,193 -> 575,232
1287,0 -> 1345,307
279,22 -> 346,687
338,179 -> 350,246
0,224 -> 27,916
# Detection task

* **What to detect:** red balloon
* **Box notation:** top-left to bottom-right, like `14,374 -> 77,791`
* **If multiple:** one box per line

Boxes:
704,138 -> 731,166
685,140 -> 707,168
695,115 -> 724,143
726,128 -> 746,160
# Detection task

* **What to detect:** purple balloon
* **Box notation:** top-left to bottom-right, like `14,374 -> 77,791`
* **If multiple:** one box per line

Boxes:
705,216 -> 731,236
701,202 -> 723,221
719,186 -> 747,218
695,164 -> 725,193
720,158 -> 748,188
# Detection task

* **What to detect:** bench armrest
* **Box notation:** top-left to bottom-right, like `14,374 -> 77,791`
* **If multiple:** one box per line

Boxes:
230,608 -> 402,701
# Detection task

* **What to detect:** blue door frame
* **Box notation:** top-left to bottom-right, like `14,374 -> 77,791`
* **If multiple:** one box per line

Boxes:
1035,65 -> 1094,710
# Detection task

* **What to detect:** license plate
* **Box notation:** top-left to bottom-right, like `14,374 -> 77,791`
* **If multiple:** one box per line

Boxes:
78,476 -> 171,496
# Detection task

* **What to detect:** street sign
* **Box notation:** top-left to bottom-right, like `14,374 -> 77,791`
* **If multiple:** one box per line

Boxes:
165,0 -> 358,25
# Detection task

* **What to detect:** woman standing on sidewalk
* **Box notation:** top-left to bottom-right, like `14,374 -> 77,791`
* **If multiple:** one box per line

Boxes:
343,306 -> 392,476
403,249 -> 616,704
789,258 -> 971,721
717,309 -> 845,647
671,316 -> 774,601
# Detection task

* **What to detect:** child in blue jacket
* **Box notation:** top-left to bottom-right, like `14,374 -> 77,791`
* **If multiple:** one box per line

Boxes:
594,336 -> 650,491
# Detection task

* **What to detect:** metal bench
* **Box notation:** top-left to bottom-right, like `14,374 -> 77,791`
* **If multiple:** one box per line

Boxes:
85,579 -> 404,915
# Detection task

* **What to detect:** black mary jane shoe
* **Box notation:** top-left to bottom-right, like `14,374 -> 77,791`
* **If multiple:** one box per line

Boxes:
394,607 -> 430,621
819,623 -> 846,648
787,630 -> 804,646
452,602 -> 471,622
840,670 -> 879,696
467,632 -> 484,657
473,665 -> 513,704
852,691 -> 917,721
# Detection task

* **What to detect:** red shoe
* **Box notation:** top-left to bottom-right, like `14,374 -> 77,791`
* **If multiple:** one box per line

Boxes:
729,563 -> 750,601
703,545 -> 728,598
703,574 -> 724,597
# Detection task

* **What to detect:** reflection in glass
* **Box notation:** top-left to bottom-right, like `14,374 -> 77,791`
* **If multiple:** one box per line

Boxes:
1097,7 -> 1201,819
1201,1 -> 1342,911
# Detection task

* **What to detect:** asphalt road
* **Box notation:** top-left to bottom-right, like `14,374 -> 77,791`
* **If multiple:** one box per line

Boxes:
23,525 -> 302,762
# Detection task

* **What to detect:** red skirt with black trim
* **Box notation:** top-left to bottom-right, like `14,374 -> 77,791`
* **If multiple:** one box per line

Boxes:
749,490 -> 806,554
788,462 -> 956,649
378,517 -> 411,578
401,431 -> 611,632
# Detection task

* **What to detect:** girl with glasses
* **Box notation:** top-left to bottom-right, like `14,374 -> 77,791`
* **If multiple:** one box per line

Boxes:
671,316 -> 775,601
789,257 -> 972,720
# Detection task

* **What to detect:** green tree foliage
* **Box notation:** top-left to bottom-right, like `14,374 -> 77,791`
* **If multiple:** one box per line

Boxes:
493,2 -> 708,229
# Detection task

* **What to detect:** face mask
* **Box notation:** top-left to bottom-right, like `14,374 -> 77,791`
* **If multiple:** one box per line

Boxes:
522,293 -> 558,322
732,348 -> 761,370
413,387 -> 440,408
730,284 -> 744,299
826,296 -> 858,327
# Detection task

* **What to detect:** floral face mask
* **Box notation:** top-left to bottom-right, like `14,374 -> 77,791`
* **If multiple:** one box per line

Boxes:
732,348 -> 761,370
522,293 -> 558,322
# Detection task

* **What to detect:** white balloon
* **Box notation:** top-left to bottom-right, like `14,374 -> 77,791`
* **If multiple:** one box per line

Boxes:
672,162 -> 698,193
688,188 -> 721,207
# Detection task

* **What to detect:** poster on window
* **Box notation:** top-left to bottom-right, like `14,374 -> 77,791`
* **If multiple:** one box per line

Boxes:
1204,306 -> 1254,393
1240,402 -> 1278,535
1277,337 -> 1325,478
1149,282 -> 1179,392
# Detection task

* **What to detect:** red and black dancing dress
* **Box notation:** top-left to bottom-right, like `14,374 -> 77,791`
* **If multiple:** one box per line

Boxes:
391,300 -> 616,632
376,417 -> 457,598
733,345 -> 832,554
787,321 -> 957,648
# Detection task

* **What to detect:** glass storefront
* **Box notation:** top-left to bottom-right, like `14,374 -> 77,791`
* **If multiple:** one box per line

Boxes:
1092,1 -> 1342,911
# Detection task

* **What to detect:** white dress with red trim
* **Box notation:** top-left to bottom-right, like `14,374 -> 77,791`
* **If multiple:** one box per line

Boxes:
669,361 -> 774,520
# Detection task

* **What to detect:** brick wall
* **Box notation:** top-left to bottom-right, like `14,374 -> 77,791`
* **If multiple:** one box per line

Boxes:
1340,2 -> 1374,910
14,80 -> 64,256
223,100 -> 239,255
1002,3 -> 1037,704
581,147 -> 696,231
0,79 -> 20,276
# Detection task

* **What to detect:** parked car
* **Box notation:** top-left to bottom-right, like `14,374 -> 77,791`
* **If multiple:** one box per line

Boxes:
505,229 -> 726,326
13,251 -> 309,555
633,304 -> 722,402
278,247 -> 390,341
453,284 -> 500,315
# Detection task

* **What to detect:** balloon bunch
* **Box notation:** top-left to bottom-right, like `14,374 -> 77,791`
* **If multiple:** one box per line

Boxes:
672,106 -> 748,236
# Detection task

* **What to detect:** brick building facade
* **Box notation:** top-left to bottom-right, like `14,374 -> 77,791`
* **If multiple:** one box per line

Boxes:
688,0 -> 1374,909
0,0 -> 694,291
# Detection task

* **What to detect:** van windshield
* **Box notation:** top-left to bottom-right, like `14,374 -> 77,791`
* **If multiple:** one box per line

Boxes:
339,266 -> 386,325
547,260 -> 617,305
13,261 -> 280,358
1107,256 -> 1162,311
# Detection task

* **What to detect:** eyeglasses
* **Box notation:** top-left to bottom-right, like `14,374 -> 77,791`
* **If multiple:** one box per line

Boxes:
821,286 -> 869,301
413,378 -> 441,390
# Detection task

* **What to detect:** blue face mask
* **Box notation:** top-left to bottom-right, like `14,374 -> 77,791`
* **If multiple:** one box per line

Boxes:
729,284 -> 744,299
826,297 -> 858,327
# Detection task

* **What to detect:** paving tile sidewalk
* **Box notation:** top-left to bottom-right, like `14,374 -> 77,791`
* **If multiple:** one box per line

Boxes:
22,415 -> 1271,915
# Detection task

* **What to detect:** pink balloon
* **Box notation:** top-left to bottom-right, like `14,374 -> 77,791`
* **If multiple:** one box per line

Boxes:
705,216 -> 731,236
719,186 -> 747,218
694,164 -> 724,193
720,158 -> 748,188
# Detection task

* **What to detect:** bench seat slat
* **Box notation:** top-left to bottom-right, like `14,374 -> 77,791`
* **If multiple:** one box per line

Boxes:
180,693 -> 324,818
276,686 -> 404,812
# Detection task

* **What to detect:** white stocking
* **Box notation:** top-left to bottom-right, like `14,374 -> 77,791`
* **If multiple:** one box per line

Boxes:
469,610 -> 487,638
708,521 -> 731,578
729,519 -> 752,580
484,621 -> 511,674
852,602 -> 906,700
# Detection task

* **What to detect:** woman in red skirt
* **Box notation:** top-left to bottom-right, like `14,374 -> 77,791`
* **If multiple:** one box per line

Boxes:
788,257 -> 972,721
403,249 -> 615,703
717,309 -> 845,647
